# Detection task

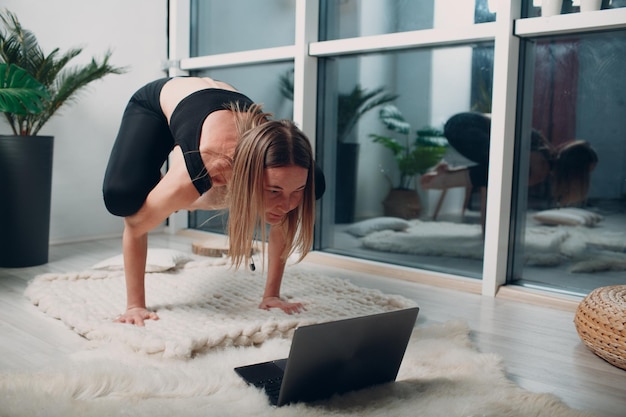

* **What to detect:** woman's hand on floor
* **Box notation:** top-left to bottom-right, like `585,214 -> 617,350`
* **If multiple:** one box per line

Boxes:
114,307 -> 159,326
420,161 -> 452,189
420,162 -> 471,190
259,296 -> 306,315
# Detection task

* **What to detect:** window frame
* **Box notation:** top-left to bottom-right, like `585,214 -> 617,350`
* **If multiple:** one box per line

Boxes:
167,0 -> 626,297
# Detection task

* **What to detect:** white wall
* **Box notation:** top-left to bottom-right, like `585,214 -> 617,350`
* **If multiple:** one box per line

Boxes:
2,0 -> 168,243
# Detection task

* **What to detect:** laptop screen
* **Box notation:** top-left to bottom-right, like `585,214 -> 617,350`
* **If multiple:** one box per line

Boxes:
235,307 -> 419,406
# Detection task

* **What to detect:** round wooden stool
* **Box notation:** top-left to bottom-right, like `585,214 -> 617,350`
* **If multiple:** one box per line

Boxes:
574,285 -> 626,370
192,238 -> 259,258
192,240 -> 230,257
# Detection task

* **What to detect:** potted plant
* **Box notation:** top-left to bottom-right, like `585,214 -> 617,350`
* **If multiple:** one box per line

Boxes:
279,69 -> 398,223
0,9 -> 126,267
369,104 -> 448,219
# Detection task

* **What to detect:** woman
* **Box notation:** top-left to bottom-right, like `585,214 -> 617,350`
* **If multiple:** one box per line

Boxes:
420,112 -> 597,226
103,77 -> 325,326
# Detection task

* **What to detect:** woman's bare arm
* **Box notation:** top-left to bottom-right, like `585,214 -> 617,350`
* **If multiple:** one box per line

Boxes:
115,147 -> 200,326
258,223 -> 305,314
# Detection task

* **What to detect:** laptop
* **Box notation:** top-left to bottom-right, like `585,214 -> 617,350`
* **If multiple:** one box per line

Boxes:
234,307 -> 419,406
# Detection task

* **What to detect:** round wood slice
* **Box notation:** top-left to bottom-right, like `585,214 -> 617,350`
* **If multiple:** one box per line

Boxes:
192,239 -> 260,257
192,240 -> 230,257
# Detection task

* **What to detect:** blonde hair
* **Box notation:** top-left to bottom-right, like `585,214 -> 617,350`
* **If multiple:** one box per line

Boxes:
226,103 -> 316,270
552,140 -> 598,206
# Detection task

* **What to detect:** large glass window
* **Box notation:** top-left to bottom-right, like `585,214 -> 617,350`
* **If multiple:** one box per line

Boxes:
182,0 -> 626,297
317,44 -> 494,279
322,0 -> 496,41
190,0 -> 296,56
524,0 -> 626,18
511,30 -> 626,295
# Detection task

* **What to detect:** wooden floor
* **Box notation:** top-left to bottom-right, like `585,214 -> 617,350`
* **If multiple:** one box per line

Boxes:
1,232 -> 625,417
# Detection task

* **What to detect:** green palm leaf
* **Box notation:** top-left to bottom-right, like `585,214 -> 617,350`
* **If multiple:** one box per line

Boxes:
378,104 -> 410,135
0,63 -> 49,114
27,50 -> 126,135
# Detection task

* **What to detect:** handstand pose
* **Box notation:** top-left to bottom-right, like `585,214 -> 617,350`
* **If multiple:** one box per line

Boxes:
103,77 -> 325,326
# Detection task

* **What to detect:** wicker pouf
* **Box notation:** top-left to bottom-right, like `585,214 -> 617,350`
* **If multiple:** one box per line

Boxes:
574,285 -> 626,370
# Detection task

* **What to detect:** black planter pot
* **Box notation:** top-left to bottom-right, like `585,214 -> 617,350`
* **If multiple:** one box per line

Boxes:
0,135 -> 54,267
335,142 -> 359,224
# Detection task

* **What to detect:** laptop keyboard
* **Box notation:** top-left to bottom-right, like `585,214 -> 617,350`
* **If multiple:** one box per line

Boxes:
254,376 -> 283,404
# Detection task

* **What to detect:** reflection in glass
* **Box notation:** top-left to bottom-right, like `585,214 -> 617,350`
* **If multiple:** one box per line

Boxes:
513,30 -> 626,295
525,0 -> 625,18
188,62 -> 295,233
318,44 -> 494,278
321,0 -> 495,41
190,0 -> 295,56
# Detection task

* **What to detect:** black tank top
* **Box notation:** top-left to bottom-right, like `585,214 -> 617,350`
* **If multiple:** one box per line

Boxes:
169,88 -> 254,194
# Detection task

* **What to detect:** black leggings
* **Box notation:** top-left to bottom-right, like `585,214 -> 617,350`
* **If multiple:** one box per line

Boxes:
443,112 -> 491,187
103,78 -> 174,217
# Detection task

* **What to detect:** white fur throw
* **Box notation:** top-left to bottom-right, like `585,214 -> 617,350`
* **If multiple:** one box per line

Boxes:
0,321 -> 592,417
362,220 -> 568,263
362,220 -> 626,272
344,217 -> 411,237
533,208 -> 603,227
24,259 -> 416,359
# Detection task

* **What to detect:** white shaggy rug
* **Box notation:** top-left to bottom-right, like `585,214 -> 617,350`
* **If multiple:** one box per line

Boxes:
24,259 -> 416,359
0,320 -> 592,417
362,220 -> 626,272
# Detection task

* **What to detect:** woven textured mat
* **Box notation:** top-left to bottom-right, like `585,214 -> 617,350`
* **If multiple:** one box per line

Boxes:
24,260 -> 416,359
